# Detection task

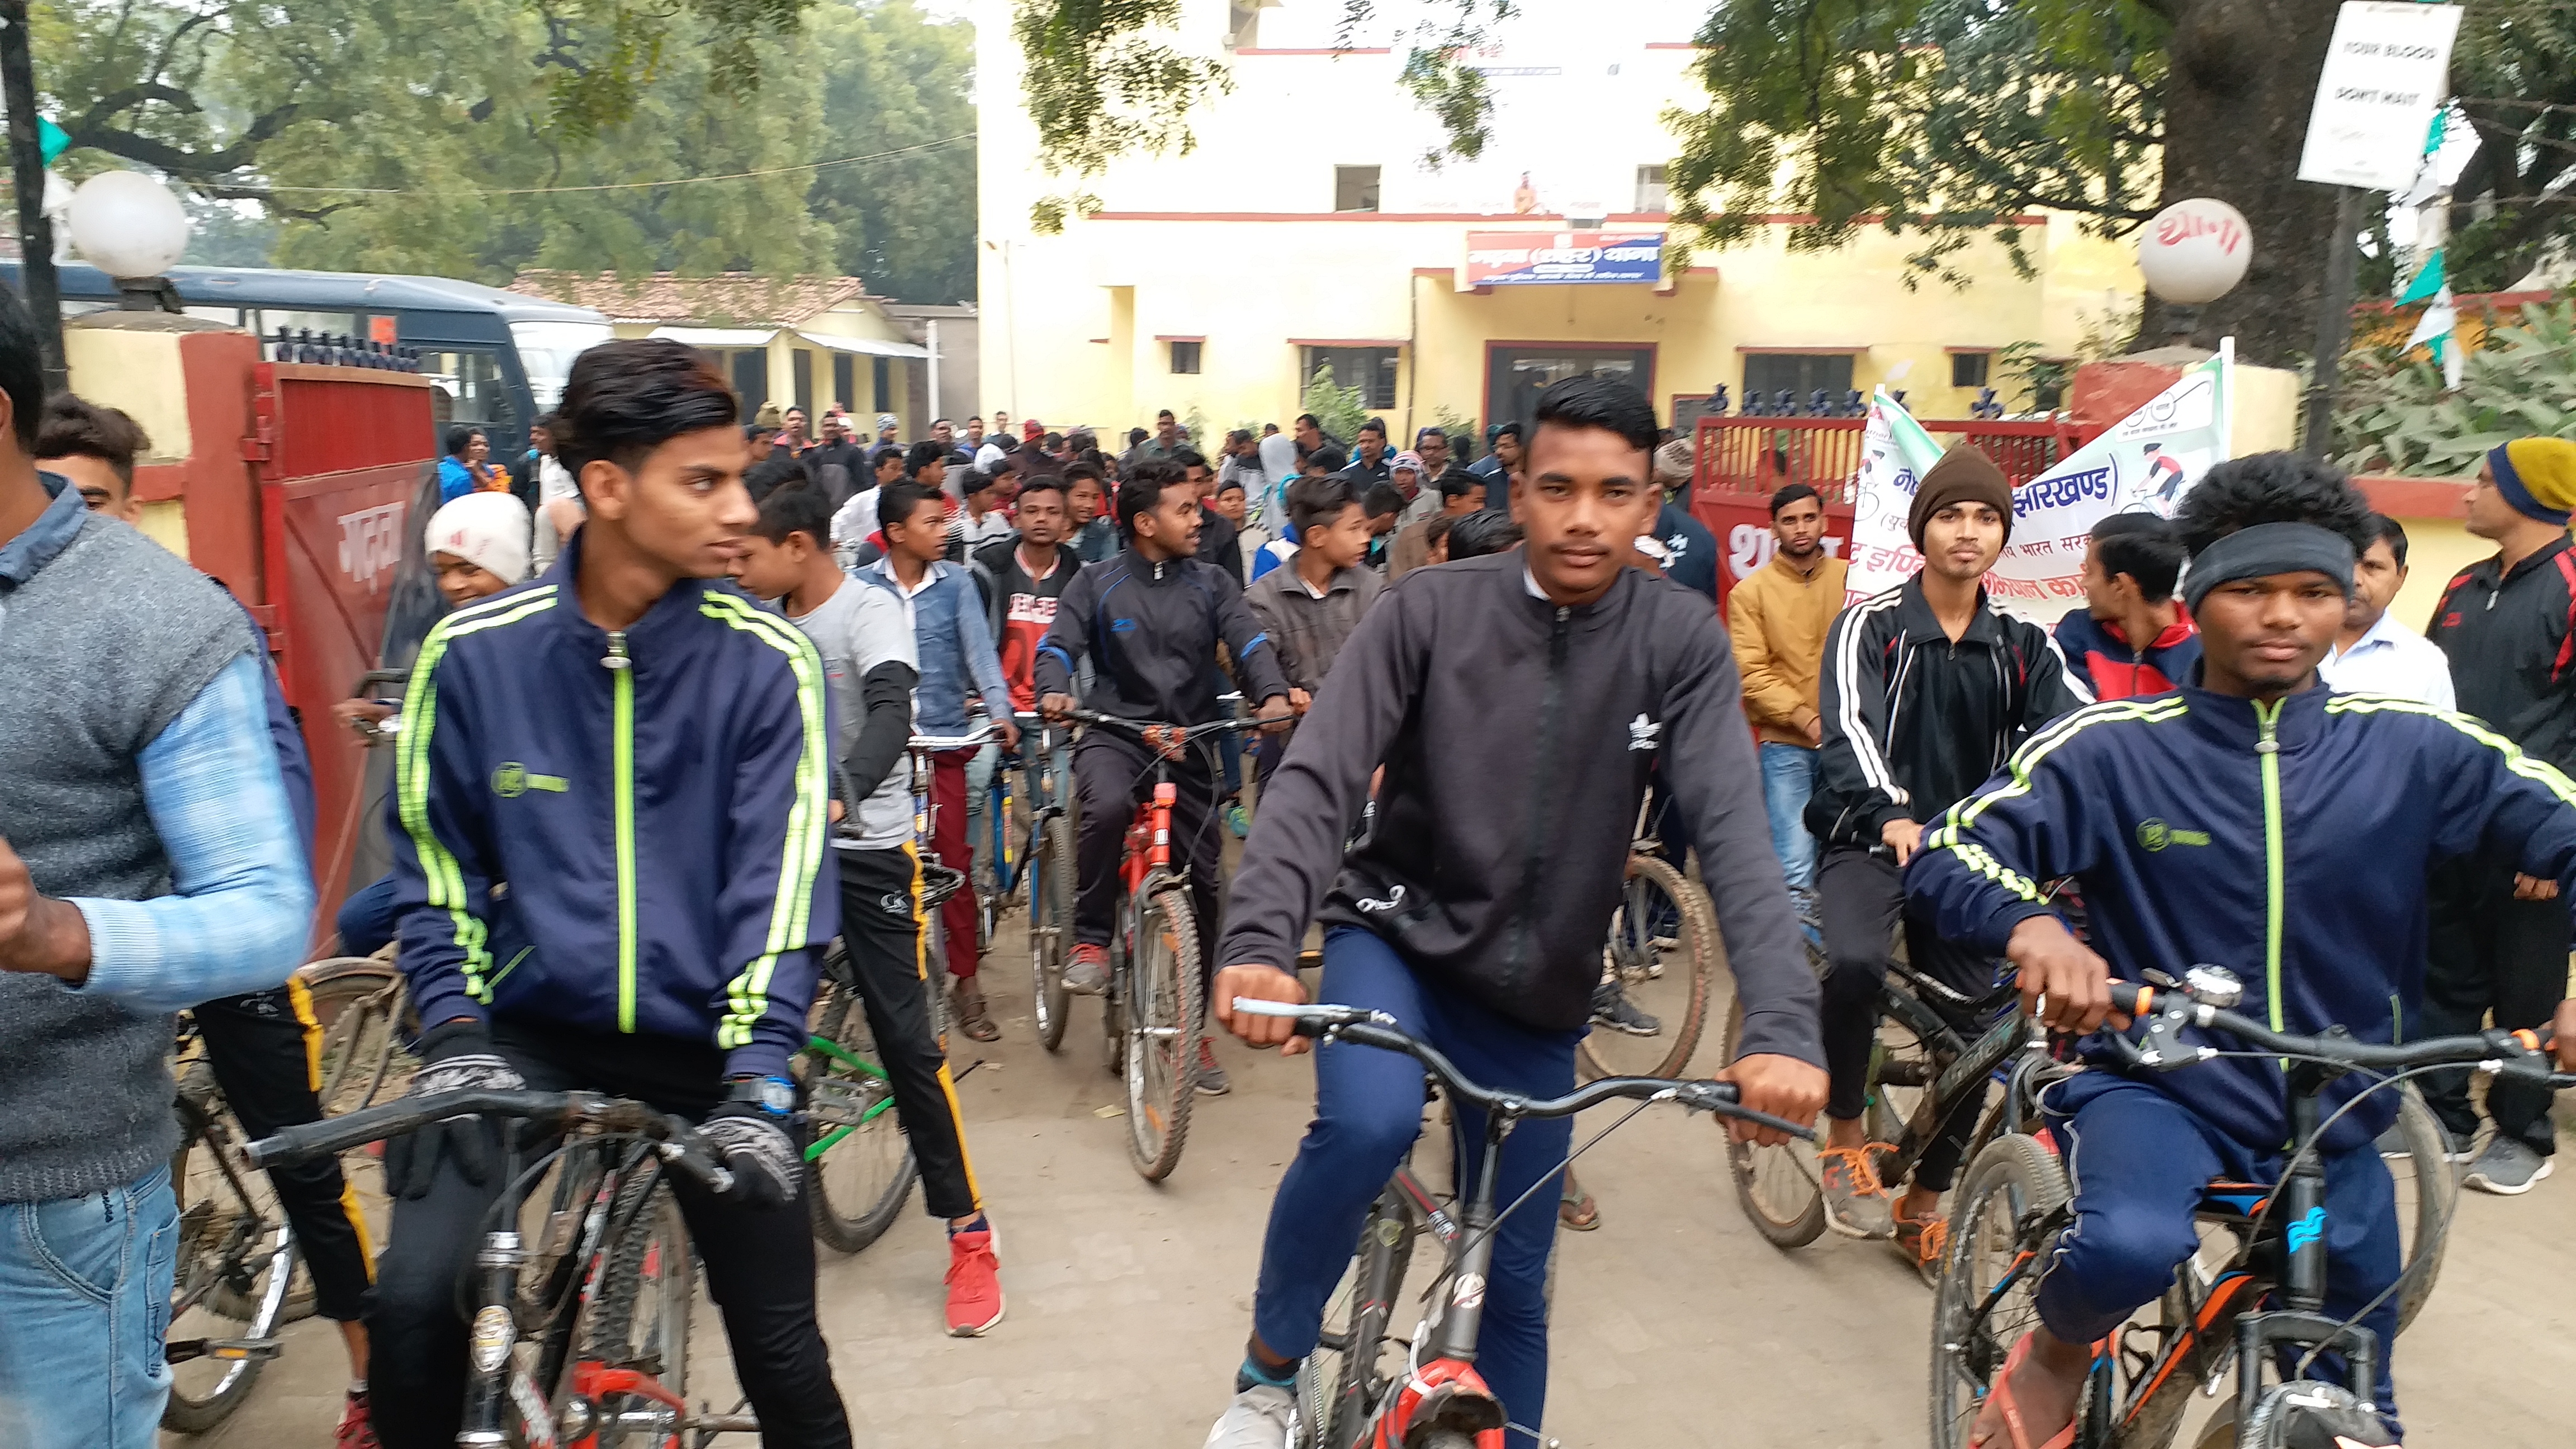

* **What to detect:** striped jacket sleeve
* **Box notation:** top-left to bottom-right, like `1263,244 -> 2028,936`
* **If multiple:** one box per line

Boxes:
706,613 -> 839,1081
1905,706 -> 2132,953
1812,599 -> 1912,845
389,614 -> 502,1034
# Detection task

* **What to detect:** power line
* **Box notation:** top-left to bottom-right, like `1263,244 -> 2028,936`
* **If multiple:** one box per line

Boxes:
255,132 -> 972,196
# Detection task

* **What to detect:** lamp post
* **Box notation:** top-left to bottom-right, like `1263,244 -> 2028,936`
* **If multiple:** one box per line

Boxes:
67,169 -> 190,311
2137,197 -> 2253,351
0,0 -> 64,391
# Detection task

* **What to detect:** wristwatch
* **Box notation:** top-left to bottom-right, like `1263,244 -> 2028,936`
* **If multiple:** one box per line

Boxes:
726,1074 -> 798,1118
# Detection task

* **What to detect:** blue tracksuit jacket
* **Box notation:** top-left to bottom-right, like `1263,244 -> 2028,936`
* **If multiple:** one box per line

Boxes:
1906,680 -> 2576,1152
387,529 -> 837,1081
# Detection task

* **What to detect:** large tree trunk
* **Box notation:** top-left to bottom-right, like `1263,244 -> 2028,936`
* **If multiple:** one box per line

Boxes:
2138,0 -> 2353,368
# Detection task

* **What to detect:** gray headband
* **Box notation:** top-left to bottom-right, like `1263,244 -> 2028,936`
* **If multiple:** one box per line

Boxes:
2180,522 -> 2356,613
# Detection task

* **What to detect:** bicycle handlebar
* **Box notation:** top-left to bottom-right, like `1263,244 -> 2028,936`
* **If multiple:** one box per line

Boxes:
1067,709 -> 1258,742
1229,1000 -> 1816,1138
245,1089 -> 737,1194
908,723 -> 1005,753
2106,978 -> 2576,1087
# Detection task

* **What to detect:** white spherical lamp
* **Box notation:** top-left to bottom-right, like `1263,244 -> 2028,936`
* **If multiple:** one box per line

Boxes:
2138,198 -> 2252,306
67,171 -> 192,280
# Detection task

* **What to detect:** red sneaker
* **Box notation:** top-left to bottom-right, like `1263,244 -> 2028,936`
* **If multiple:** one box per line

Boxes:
1063,943 -> 1110,996
945,1224 -> 1005,1337
337,1389 -> 380,1449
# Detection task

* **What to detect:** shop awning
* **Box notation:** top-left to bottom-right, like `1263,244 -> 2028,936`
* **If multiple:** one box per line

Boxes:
795,330 -> 930,359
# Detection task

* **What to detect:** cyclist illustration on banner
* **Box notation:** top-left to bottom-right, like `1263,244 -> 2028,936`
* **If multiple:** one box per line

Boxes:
1845,344 -> 2236,619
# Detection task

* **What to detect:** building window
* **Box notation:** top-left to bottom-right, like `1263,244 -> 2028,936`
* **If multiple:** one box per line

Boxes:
1634,164 -> 1669,214
1170,339 -> 1203,375
1486,347 -> 1654,439
1303,346 -> 1399,409
1950,351 -> 1992,389
1334,165 -> 1381,213
792,348 -> 814,415
1742,353 -> 1855,411
728,350 -> 768,415
832,354 -> 856,413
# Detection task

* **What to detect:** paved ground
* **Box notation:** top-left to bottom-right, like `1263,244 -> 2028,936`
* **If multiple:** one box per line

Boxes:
180,930 -> 2576,1448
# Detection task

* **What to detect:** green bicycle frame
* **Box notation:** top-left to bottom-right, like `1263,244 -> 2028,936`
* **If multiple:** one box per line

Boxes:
801,1033 -> 897,1161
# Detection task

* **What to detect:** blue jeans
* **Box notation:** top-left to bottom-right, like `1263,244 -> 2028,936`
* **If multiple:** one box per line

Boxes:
2038,1073 -> 2401,1427
0,1164 -> 180,1449
1252,927 -> 1581,1446
1757,742 -> 1820,889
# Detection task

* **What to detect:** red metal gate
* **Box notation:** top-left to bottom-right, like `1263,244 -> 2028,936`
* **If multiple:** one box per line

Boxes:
247,362 -> 437,938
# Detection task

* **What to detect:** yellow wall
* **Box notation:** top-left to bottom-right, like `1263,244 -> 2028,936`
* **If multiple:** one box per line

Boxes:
972,0 -> 2143,437
64,326 -> 195,463
602,318 -> 924,428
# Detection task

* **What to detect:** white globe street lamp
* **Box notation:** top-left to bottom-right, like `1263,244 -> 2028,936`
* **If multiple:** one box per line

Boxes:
66,170 -> 192,311
2137,197 -> 2253,345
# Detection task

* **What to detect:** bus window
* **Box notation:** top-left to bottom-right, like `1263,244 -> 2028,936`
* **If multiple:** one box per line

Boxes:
508,319 -> 614,410
417,348 -> 519,432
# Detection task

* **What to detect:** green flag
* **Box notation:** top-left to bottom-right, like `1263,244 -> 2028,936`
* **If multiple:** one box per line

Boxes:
37,117 -> 67,166
2395,247 -> 2446,307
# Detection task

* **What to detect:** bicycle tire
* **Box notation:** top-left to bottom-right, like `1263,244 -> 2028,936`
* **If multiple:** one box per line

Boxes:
161,1104 -> 296,1433
1298,1196 -> 1419,1449
574,1165 -> 696,1448
1576,853 -> 1716,1082
1721,993 -> 1827,1248
301,956 -> 419,1117
1125,879 -> 1204,1181
1928,1133 -> 2072,1449
2386,1080 -> 2453,1335
801,976 -> 920,1254
1033,813 -> 1074,1053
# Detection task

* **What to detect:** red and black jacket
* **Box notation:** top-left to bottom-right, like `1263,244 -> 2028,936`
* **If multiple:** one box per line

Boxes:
1810,577 -> 2092,849
2429,535 -> 2576,774
2051,608 -> 2201,700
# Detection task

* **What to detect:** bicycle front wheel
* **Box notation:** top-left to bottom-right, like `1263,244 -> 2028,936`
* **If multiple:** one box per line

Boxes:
575,1165 -> 696,1448
162,1098 -> 297,1433
801,970 -> 919,1254
1576,853 -> 1716,1081
2385,1079 -> 2454,1334
1124,880 -> 1205,1181
1298,1192 -> 1422,1449
1929,1133 -> 2072,1449
1032,813 -> 1074,1053
1721,991 -> 1827,1248
301,956 -> 418,1117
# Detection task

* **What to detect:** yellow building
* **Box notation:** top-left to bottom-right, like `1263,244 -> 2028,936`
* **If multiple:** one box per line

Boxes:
973,0 -> 2141,442
509,271 -> 933,428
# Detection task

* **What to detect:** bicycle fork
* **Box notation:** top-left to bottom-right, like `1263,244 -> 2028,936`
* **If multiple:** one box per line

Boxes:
461,1225 -> 537,1446
2229,1067 -> 2380,1426
1380,1120 -> 1513,1449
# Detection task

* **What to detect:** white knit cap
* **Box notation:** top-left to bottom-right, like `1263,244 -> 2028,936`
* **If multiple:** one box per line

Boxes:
424,491 -> 532,584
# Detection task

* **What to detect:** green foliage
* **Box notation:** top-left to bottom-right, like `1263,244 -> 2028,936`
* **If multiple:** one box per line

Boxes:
1665,0 -> 2165,286
1013,0 -> 1229,231
2334,293 -> 2576,477
2441,3 -> 2576,292
1301,366 -> 1368,448
1428,402 -> 1480,458
33,0 -> 975,300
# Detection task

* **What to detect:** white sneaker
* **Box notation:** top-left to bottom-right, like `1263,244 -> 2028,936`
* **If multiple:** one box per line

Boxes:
1202,1382 -> 1295,1449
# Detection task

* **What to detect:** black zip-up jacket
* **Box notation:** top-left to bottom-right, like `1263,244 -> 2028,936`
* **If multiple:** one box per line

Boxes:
1034,548 -> 1289,724
2429,535 -> 2576,774
1215,556 -> 1825,1060
1809,578 -> 2090,848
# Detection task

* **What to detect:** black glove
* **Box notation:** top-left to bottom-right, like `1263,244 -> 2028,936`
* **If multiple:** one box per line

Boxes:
384,1019 -> 527,1200
698,1102 -> 801,1211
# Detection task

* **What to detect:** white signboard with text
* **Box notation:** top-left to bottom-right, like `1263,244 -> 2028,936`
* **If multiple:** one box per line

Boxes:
2298,2 -> 2462,192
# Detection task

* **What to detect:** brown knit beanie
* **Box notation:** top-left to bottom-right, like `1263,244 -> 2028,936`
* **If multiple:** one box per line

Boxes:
1907,444 -> 2014,550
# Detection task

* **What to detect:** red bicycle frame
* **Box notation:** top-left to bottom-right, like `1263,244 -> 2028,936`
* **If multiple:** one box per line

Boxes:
1120,780 -> 1178,896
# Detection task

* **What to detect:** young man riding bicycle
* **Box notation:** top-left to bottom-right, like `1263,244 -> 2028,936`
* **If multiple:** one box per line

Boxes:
1034,457 -> 1292,1097
1202,377 -> 1828,1449
378,340 -> 853,1447
1811,446 -> 2089,1255
1907,453 -> 2576,1448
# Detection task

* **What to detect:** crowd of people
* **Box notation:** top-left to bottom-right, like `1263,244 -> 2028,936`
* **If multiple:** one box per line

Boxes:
4,269 -> 2576,1449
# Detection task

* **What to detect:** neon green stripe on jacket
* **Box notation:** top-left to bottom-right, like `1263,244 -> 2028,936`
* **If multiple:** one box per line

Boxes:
698,592 -> 831,1050
396,587 -> 559,1003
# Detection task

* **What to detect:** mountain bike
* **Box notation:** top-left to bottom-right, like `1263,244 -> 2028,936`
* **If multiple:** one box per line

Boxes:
1575,793 -> 1719,1082
162,1014 -> 299,1433
1067,709 -> 1257,1181
250,1088 -> 757,1448
1007,716 -> 1079,1053
1929,971 -> 2553,1449
1724,939 -> 2458,1303
304,952 -> 421,1117
1229,999 -> 1814,1449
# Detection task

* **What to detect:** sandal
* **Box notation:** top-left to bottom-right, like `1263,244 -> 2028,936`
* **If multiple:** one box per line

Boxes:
1558,1174 -> 1602,1232
1971,1332 -> 2078,1449
951,981 -> 1001,1043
